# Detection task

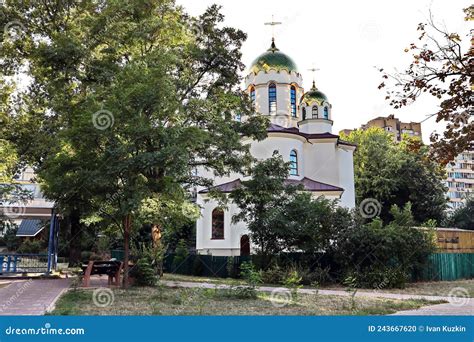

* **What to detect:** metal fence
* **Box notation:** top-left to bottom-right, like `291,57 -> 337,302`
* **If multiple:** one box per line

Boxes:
419,253 -> 474,281
0,254 -> 49,274
112,250 -> 474,282
163,254 -> 251,278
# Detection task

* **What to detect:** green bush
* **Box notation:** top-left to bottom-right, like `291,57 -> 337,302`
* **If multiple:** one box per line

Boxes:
3,226 -> 20,251
240,262 -> 262,288
131,257 -> 157,287
306,266 -> 332,286
219,286 -> 258,299
17,240 -> 45,254
333,203 -> 436,288
345,267 -> 409,289
259,264 -> 286,284
259,263 -> 332,286
283,269 -> 302,301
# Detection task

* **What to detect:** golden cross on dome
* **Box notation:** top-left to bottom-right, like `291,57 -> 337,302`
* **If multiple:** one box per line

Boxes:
264,15 -> 282,40
308,67 -> 320,88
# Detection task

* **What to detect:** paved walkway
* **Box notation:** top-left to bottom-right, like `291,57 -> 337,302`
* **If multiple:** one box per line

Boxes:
0,279 -> 70,315
162,280 -> 473,316
391,302 -> 474,316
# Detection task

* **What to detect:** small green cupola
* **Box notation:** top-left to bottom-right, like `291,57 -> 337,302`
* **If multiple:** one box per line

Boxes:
301,80 -> 328,106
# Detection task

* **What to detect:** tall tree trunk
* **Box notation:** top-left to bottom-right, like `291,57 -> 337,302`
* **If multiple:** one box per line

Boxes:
68,209 -> 82,266
123,214 -> 131,289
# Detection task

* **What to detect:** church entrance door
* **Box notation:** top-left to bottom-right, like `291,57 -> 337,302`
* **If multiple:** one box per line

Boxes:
240,235 -> 250,256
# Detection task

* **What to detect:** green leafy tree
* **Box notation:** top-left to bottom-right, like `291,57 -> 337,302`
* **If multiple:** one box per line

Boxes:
448,197 -> 474,230
230,154 -> 300,259
278,193 -> 353,254
395,138 -> 448,223
341,128 -> 447,223
231,154 -> 354,259
1,1 -> 267,283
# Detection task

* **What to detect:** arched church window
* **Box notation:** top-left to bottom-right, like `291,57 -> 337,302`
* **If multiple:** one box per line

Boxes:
290,86 -> 297,117
312,106 -> 318,119
250,86 -> 256,107
211,208 -> 224,239
268,83 -> 277,114
324,106 -> 329,119
289,150 -> 298,176
302,107 -> 306,120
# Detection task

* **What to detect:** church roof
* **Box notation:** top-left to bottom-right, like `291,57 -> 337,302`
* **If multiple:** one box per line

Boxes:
268,123 -> 339,140
249,39 -> 298,74
199,177 -> 344,194
266,124 -> 357,147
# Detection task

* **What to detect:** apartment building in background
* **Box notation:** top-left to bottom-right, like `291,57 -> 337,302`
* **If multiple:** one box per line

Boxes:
446,150 -> 474,210
0,167 -> 54,237
340,114 -> 422,141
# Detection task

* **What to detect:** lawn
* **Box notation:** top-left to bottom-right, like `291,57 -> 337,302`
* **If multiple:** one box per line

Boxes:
50,286 -> 444,316
162,273 -> 474,297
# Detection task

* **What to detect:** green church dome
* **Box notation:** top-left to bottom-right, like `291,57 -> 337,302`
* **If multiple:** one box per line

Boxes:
301,81 -> 328,105
249,40 -> 298,74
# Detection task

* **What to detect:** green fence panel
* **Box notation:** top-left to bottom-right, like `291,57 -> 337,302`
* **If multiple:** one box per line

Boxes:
110,249 -> 124,261
126,251 -> 474,282
419,253 -> 474,281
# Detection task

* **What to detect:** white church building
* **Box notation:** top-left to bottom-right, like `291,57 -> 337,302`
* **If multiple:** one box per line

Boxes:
195,39 -> 356,256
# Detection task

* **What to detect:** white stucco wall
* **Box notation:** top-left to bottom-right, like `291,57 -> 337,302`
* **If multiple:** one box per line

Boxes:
195,195 -> 249,256
298,119 -> 333,134
337,145 -> 357,208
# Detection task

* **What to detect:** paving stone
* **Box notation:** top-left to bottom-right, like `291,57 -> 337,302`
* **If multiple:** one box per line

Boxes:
0,279 -> 70,315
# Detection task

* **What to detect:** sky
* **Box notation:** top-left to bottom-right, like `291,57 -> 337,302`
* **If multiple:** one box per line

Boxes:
176,0 -> 471,143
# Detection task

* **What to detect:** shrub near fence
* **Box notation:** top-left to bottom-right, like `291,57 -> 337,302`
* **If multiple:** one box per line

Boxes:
163,253 -> 333,279
112,250 -> 474,282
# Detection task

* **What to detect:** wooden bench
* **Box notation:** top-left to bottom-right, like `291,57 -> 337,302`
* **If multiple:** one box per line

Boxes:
81,260 -> 123,287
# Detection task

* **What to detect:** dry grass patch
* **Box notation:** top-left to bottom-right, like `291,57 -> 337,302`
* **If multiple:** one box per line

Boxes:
50,286 -> 445,316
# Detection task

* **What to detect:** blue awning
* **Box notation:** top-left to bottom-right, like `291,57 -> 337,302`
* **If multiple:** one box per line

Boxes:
16,219 -> 44,237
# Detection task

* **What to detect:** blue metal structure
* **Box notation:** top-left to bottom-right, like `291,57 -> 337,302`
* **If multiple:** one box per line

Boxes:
0,208 -> 59,275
